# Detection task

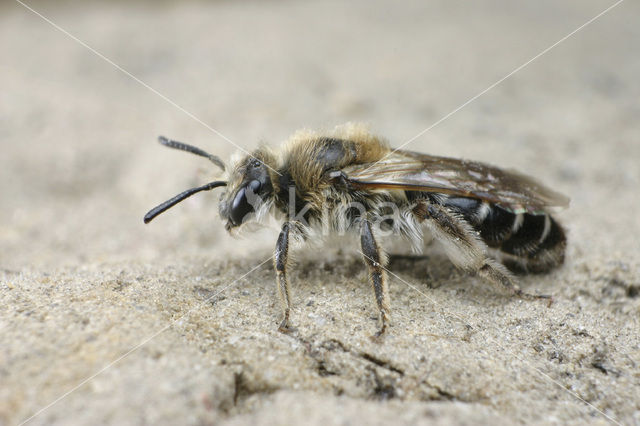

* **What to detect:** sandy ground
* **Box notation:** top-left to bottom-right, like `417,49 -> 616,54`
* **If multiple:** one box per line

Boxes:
1,0 -> 639,425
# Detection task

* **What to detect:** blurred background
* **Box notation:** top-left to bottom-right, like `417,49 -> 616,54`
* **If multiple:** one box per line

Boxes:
2,1 -> 640,425
1,0 -> 638,270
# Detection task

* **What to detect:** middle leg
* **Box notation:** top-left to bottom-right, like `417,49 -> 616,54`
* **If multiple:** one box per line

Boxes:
360,217 -> 390,337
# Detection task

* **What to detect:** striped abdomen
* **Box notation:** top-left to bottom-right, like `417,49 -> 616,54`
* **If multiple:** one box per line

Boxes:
441,196 -> 566,273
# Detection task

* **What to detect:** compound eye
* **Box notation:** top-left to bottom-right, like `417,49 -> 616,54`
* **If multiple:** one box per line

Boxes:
229,180 -> 261,226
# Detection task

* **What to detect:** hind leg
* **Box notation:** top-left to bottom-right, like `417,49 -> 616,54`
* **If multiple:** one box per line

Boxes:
477,258 -> 550,301
413,201 -> 548,299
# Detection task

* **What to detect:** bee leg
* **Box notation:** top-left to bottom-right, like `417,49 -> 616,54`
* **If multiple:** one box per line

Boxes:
477,259 -> 552,303
477,258 -> 523,296
477,260 -> 552,302
415,202 -> 549,301
275,222 -> 292,333
360,218 -> 390,337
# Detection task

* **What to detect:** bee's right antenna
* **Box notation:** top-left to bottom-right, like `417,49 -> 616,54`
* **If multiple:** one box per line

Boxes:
158,136 -> 226,171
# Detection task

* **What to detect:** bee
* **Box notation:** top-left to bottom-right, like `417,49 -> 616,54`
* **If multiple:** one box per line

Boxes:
144,123 -> 568,336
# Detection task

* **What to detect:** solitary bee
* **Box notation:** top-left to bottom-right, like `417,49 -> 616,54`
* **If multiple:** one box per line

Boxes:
144,124 -> 568,336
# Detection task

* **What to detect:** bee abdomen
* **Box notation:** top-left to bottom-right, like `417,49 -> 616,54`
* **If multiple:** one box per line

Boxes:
441,197 -> 566,273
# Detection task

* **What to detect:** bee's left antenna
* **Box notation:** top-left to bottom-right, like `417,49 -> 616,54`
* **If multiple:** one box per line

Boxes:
158,136 -> 226,171
143,180 -> 227,224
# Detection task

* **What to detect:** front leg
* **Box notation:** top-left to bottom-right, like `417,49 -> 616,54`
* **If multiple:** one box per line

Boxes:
360,218 -> 390,337
274,222 -> 292,332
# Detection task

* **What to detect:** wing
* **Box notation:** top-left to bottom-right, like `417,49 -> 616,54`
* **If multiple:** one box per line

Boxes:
337,150 -> 570,214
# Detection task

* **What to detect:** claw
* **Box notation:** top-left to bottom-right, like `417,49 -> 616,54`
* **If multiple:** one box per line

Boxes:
278,314 -> 291,333
370,317 -> 388,342
516,290 -> 554,307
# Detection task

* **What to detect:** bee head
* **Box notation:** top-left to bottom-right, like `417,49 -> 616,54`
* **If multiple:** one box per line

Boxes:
143,137 -> 276,231
218,151 -> 275,231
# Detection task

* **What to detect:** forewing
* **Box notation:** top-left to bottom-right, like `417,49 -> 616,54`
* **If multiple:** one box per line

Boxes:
339,150 -> 569,214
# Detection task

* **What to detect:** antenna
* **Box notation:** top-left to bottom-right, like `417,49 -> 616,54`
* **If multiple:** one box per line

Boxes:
158,136 -> 226,171
143,180 -> 227,224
